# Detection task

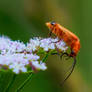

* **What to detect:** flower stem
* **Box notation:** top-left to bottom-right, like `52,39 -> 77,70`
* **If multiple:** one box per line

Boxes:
5,73 -> 17,92
16,73 -> 33,92
42,53 -> 49,62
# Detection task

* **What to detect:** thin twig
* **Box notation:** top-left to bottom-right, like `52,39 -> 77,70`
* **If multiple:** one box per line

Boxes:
42,53 -> 49,62
16,73 -> 33,92
5,73 -> 17,92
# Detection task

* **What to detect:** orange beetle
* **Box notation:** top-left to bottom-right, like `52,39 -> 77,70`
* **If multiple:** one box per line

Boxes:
46,21 -> 80,57
46,21 -> 80,85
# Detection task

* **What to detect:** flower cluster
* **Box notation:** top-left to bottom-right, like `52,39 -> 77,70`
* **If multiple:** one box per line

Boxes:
0,36 -> 68,74
27,37 -> 68,52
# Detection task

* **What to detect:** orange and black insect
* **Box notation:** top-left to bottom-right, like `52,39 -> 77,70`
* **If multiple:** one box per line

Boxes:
46,21 -> 80,85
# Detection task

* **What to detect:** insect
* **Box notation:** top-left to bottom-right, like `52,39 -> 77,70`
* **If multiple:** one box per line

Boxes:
46,21 -> 80,85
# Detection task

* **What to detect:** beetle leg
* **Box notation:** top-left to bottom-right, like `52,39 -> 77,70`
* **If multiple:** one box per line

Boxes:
60,52 -> 69,59
51,52 -> 60,56
48,31 -> 52,37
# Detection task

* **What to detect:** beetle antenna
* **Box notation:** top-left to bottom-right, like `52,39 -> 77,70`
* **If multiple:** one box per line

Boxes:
60,57 -> 76,86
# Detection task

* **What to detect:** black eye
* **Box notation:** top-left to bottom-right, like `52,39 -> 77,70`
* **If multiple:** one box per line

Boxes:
71,50 -> 76,57
51,21 -> 56,25
71,50 -> 75,54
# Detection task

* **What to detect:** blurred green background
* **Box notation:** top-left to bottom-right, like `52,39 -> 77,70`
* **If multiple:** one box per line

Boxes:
0,0 -> 92,92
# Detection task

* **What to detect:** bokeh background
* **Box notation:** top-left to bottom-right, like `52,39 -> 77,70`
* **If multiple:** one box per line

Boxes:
0,0 -> 92,92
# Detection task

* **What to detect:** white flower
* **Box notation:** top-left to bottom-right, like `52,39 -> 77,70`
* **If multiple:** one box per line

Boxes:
0,53 -> 40,74
9,62 -> 27,74
26,54 -> 40,61
8,41 -> 26,53
51,37 -> 59,42
8,53 -> 40,74
0,37 -> 26,55
0,36 -> 68,74
56,40 -> 68,51
40,38 -> 55,51
39,62 -> 47,70
31,61 -> 47,70
26,37 -> 40,52
0,36 -> 11,54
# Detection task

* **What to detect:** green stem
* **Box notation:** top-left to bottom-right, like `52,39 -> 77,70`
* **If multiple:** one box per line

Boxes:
5,73 -> 17,92
16,73 -> 33,92
42,53 -> 49,62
